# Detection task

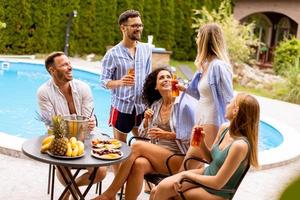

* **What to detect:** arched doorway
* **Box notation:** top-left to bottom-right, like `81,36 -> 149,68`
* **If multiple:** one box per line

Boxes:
241,12 -> 298,66
243,13 -> 272,62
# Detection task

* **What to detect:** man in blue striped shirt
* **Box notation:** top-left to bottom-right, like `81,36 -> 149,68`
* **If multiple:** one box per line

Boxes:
100,10 -> 152,144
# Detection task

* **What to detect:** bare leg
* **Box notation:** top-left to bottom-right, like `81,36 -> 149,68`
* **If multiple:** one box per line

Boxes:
125,157 -> 154,200
75,167 -> 107,186
57,167 -> 107,200
179,124 -> 218,172
151,168 -> 205,200
92,141 -> 183,200
112,128 -> 128,174
56,167 -> 72,200
131,127 -> 139,137
182,187 -> 224,200
151,173 -> 184,200
113,128 -> 128,143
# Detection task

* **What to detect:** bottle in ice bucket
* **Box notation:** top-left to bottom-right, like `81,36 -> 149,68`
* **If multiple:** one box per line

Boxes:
191,126 -> 203,147
171,74 -> 179,97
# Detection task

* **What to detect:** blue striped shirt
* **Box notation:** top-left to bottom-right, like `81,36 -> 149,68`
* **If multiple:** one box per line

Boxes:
100,42 -> 152,114
185,59 -> 233,127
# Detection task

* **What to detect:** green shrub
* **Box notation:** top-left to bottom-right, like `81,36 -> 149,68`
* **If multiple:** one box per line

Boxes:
192,0 -> 258,63
0,21 -> 5,29
283,67 -> 300,103
274,37 -> 300,103
274,37 -> 300,76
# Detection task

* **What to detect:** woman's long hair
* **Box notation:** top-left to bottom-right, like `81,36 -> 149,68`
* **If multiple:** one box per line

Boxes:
142,67 -> 171,107
229,93 -> 260,168
194,23 -> 230,69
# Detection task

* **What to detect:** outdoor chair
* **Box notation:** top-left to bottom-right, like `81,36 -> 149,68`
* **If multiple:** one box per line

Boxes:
47,114 -> 105,199
118,136 -> 185,200
179,156 -> 250,200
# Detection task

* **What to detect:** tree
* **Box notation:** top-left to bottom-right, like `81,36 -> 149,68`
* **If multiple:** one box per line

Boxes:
74,0 -> 97,54
172,0 -> 198,60
132,0 -> 144,14
95,0 -> 117,54
2,0 -> 32,54
157,0 -> 175,51
192,0 -> 257,63
27,0 -> 51,53
142,0 -> 160,44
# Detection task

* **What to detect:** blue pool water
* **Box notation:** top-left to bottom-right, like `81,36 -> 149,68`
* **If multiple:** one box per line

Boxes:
0,61 -> 283,151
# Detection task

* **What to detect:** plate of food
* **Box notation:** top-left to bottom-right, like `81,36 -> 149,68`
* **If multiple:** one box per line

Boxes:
47,151 -> 85,159
91,148 -> 123,160
91,138 -> 122,149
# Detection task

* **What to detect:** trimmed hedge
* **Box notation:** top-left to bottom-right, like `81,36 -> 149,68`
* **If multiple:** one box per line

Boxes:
0,0 -> 223,60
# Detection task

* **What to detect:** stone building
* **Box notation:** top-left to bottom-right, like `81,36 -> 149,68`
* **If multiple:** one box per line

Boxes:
234,0 -> 300,66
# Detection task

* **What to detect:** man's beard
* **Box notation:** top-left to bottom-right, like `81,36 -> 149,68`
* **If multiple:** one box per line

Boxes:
128,31 -> 141,41
57,71 -> 73,82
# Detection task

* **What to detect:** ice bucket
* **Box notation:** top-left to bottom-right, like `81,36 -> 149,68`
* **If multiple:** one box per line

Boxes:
63,115 -> 89,141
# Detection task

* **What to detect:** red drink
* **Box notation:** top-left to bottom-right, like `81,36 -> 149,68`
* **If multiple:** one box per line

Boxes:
171,79 -> 179,97
191,127 -> 203,147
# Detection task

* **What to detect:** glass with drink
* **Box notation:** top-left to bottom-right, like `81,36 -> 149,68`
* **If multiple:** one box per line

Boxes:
171,74 -> 179,97
148,121 -> 159,144
191,126 -> 203,147
128,67 -> 135,76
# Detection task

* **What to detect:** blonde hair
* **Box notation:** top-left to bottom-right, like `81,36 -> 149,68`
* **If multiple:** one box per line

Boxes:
195,23 -> 230,69
229,93 -> 260,168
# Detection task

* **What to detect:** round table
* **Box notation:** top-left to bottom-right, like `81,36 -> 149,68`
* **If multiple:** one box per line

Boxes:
22,134 -> 131,200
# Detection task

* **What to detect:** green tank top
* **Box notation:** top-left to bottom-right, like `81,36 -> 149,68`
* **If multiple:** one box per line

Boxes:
203,128 -> 250,199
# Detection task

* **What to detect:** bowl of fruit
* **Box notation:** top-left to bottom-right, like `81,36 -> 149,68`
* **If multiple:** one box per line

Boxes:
40,116 -> 85,159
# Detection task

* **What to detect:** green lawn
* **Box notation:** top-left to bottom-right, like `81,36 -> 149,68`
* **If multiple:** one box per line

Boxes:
170,60 -> 196,80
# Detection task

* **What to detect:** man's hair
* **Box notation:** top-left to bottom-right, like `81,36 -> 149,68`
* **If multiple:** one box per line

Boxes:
45,51 -> 65,73
118,10 -> 141,25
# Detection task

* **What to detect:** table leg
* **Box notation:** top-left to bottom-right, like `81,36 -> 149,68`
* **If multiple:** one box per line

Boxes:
50,165 -> 55,200
82,167 -> 98,196
60,168 -> 82,198
56,166 -> 84,200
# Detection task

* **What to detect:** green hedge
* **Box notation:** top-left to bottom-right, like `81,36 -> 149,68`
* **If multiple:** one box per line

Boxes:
0,0 -> 223,60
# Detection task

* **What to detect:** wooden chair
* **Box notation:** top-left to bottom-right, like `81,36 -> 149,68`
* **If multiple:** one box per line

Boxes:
118,136 -> 185,200
179,156 -> 250,200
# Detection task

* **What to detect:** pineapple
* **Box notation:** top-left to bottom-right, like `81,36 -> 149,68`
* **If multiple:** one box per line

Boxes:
49,116 -> 68,156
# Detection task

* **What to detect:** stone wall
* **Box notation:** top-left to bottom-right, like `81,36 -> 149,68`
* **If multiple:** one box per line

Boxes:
152,51 -> 172,69
233,62 -> 285,89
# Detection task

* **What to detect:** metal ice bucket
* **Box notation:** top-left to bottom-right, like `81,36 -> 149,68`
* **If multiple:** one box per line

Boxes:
63,115 -> 89,141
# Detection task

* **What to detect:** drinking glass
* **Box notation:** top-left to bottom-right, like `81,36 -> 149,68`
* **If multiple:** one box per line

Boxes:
191,127 -> 203,147
171,77 -> 179,97
128,67 -> 135,76
148,121 -> 159,144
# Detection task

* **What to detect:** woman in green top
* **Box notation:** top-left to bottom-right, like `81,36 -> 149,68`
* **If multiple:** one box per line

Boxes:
150,93 -> 260,200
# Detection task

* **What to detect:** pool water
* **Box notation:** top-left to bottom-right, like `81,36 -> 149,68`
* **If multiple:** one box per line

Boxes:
0,61 -> 111,138
0,61 -> 283,151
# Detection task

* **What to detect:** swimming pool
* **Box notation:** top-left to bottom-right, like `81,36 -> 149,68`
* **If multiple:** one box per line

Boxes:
0,61 -> 283,151
0,60 -> 111,138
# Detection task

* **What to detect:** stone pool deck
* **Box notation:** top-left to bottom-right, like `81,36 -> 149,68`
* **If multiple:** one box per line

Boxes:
1,57 -> 300,199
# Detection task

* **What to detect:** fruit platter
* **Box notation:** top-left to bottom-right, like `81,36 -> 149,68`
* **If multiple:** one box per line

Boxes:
91,148 -> 123,160
40,116 -> 85,159
91,138 -> 122,149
